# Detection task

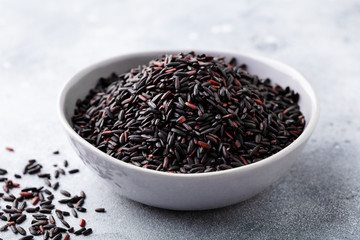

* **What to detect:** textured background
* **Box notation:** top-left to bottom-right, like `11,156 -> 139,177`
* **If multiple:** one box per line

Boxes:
0,0 -> 360,239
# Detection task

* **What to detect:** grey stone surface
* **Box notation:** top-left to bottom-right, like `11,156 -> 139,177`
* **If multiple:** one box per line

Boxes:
0,0 -> 359,239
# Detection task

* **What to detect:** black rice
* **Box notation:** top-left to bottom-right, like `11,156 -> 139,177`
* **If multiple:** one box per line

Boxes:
60,190 -> 71,197
95,208 -> 105,213
82,228 -> 93,236
0,168 -> 7,175
72,52 -> 305,173
18,236 -> 34,240
16,225 -> 26,235
68,169 -> 79,174
0,158 -> 104,239
0,225 -> 8,231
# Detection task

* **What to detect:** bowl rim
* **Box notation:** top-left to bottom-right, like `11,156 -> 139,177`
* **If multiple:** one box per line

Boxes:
58,50 -> 320,179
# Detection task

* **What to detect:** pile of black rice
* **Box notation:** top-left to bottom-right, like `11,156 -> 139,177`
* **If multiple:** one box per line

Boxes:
72,52 -> 305,173
0,149 -> 105,240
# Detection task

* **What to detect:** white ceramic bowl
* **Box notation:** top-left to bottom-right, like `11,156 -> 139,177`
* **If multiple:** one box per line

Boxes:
58,50 -> 319,210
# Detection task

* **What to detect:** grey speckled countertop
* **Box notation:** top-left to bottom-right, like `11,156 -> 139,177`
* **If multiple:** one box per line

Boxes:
1,0 -> 360,239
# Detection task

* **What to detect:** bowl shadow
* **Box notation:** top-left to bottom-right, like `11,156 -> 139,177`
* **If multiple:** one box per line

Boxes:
121,146 -> 358,239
